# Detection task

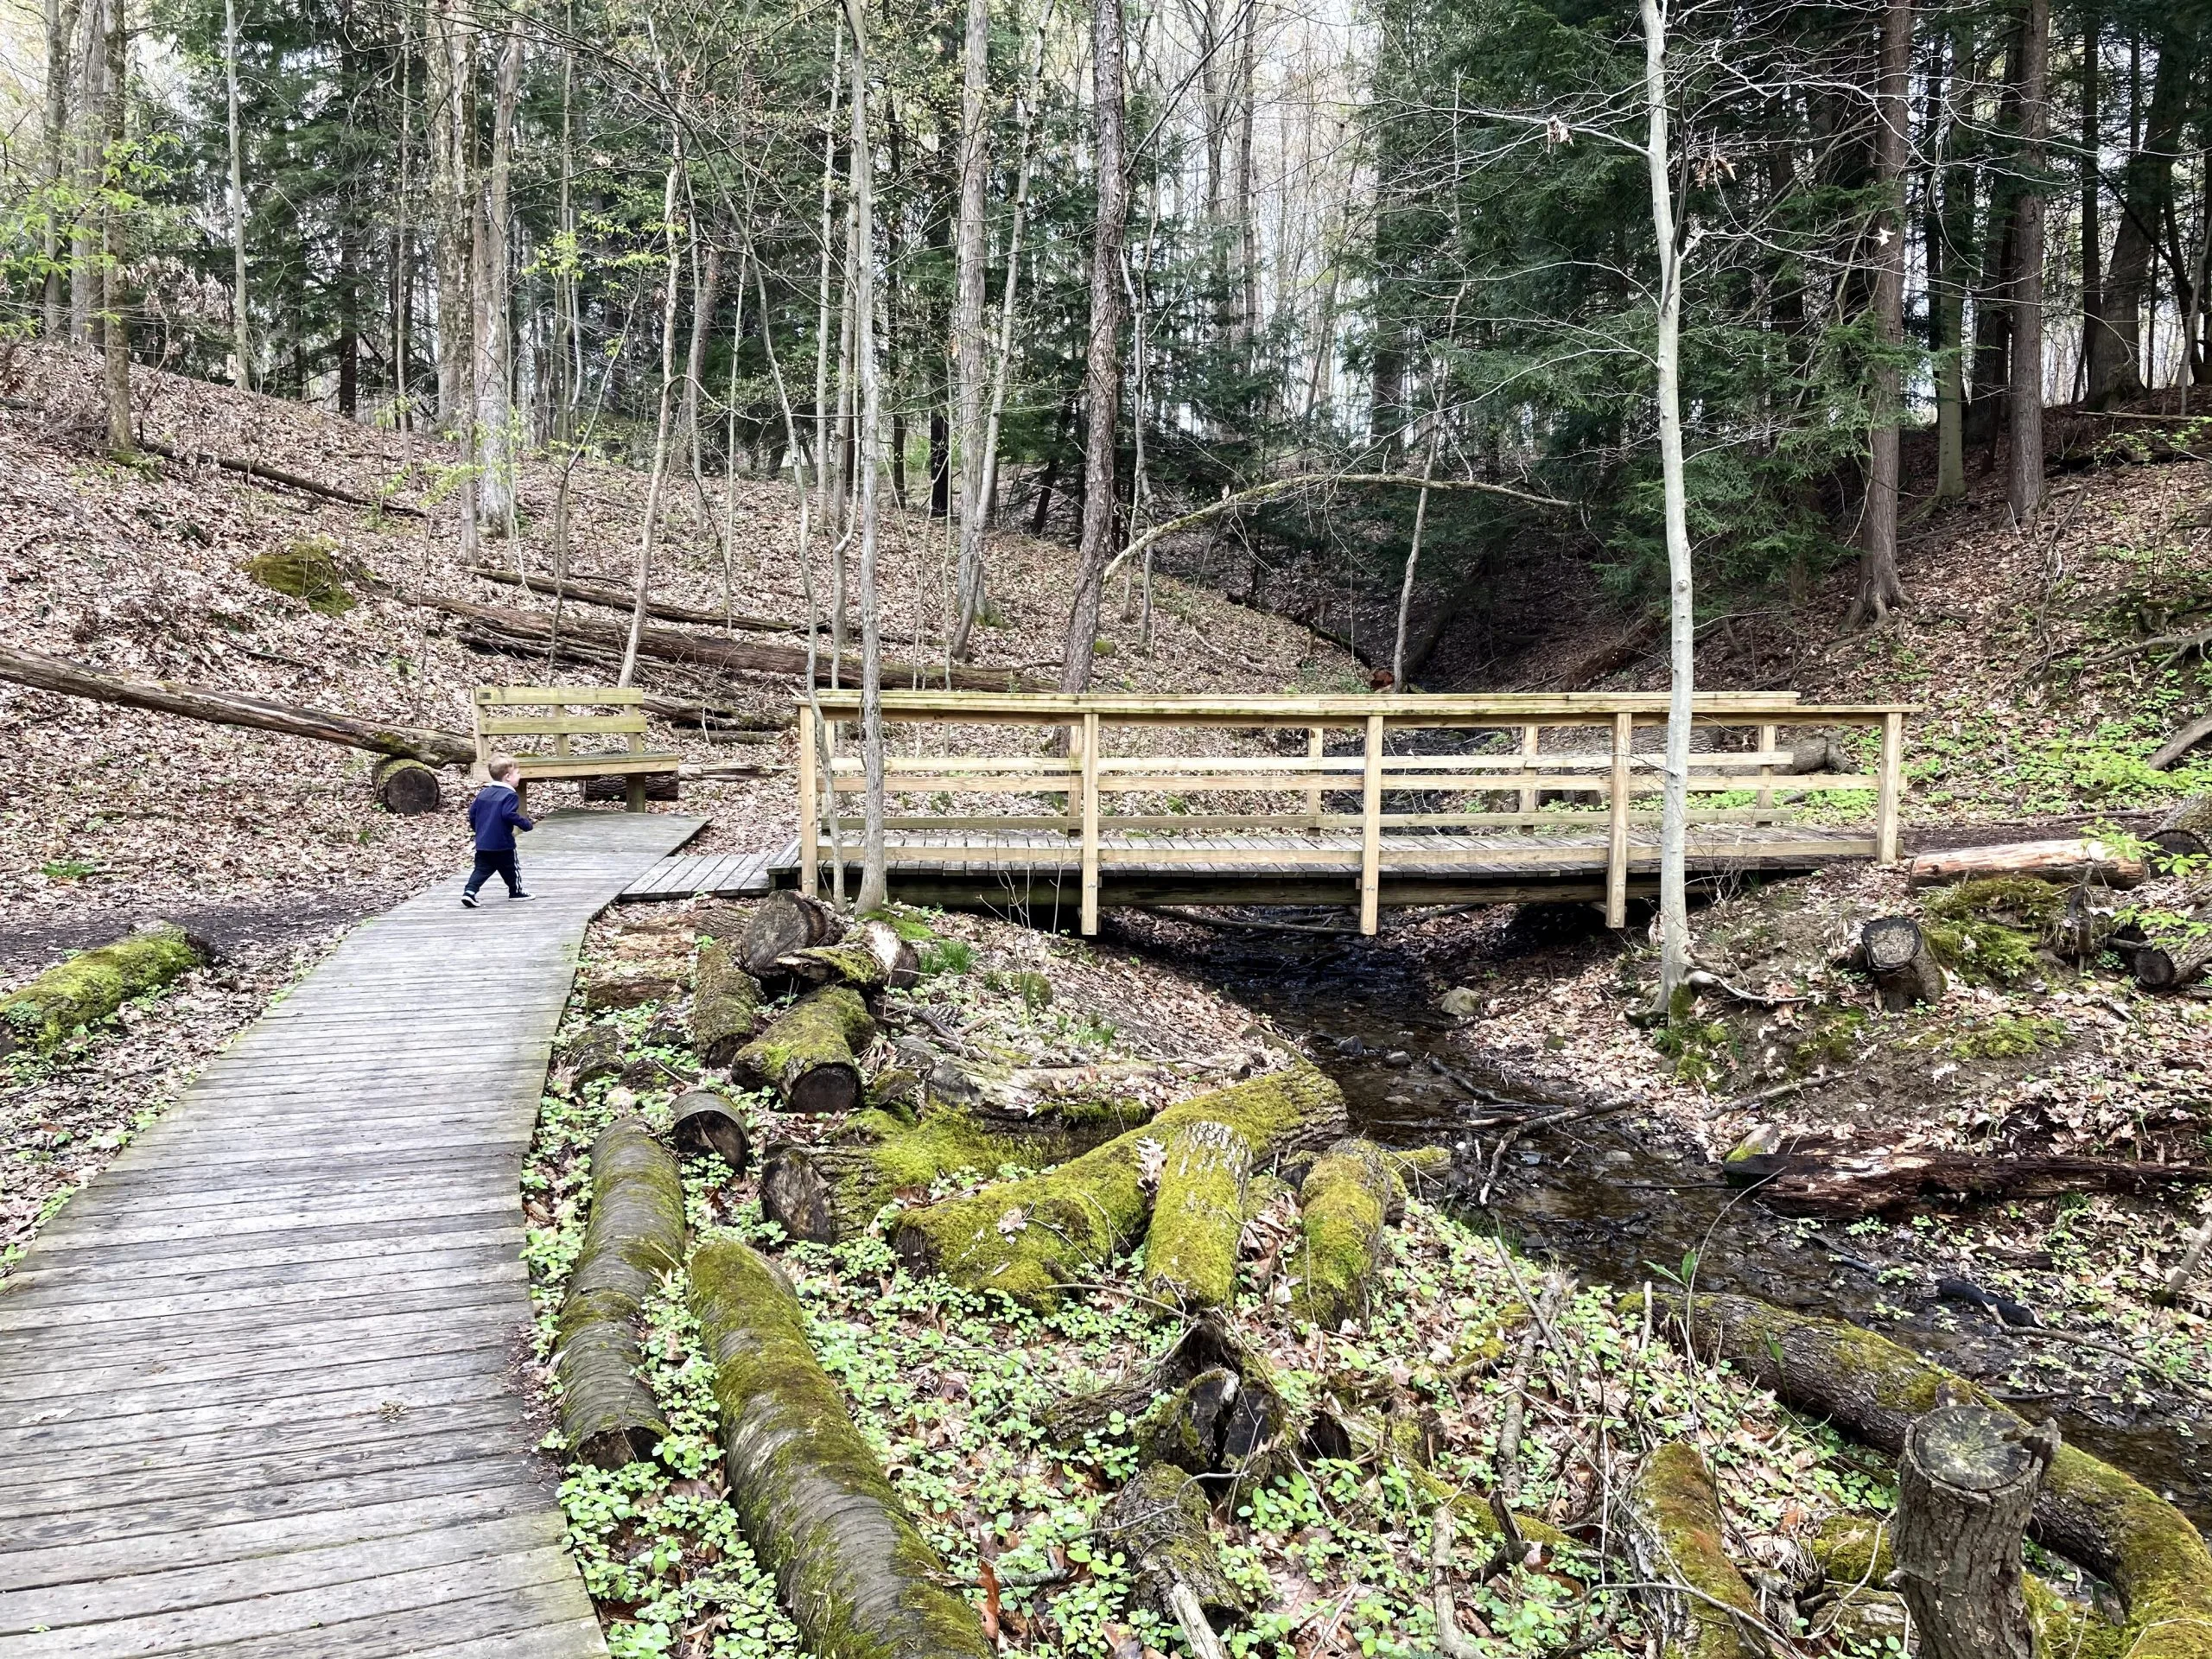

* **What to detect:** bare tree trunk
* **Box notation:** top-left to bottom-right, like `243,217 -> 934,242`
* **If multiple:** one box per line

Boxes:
949,0 -> 990,660
1932,18 -> 1968,501
2081,10 -> 2105,400
1058,0 -> 1129,693
2088,33 -> 2187,404
812,22 -> 842,565
222,0 -> 250,388
1641,0 -> 1692,1008
976,12 -> 1048,532
619,153 -> 687,689
474,21 -> 521,534
42,0 -> 85,340
679,238 -> 722,481
100,0 -> 130,457
842,0 -> 887,913
1849,0 -> 1911,627
2008,0 -> 2049,522
1390,430 -> 1438,690
429,0 -> 469,433
70,0 -> 100,343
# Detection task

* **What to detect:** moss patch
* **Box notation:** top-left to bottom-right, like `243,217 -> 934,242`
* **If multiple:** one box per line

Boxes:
1923,916 -> 2042,985
1140,1118 -> 1251,1312
1632,1440 -> 1762,1659
243,536 -> 354,613
1924,877 -> 2072,932
1290,1139 -> 1395,1328
1,923 -> 202,1058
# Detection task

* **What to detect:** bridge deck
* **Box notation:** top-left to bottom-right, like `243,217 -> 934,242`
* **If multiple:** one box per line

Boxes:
772,823 -> 1877,912
0,810 -> 699,1658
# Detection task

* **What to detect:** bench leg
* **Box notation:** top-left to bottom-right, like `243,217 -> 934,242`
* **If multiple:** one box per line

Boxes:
517,780 -> 529,817
626,775 -> 646,813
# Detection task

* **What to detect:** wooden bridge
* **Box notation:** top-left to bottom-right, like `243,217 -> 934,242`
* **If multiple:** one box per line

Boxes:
779,690 -> 1911,933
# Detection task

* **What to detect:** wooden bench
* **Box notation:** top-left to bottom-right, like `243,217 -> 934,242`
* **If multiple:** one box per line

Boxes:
472,685 -> 681,812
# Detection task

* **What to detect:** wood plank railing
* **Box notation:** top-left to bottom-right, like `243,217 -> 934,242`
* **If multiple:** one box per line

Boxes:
796,691 -> 1912,933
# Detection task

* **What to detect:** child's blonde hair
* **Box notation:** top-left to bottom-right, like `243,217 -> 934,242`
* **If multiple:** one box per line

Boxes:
487,753 -> 521,782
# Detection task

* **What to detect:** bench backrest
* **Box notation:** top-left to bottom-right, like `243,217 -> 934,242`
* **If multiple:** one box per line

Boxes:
473,685 -> 648,766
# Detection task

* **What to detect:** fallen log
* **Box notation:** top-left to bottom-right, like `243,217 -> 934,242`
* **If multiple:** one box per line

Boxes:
553,1117 -> 683,1468
1046,1316 -> 1293,1485
1862,916 -> 1947,1009
416,592 -> 1030,692
2151,795 -> 2212,861
1289,1138 -> 1399,1328
669,1088 -> 752,1173
1647,1292 -> 2212,1659
892,1065 -> 1347,1306
1626,1440 -> 1763,1659
690,1238 -> 995,1659
1102,1465 -> 1249,1652
730,986 -> 875,1115
556,1022 -> 626,1093
0,641 -> 477,766
371,755 -> 442,815
1721,1133 -> 2212,1217
759,1106 -> 1101,1244
1910,838 -> 2145,890
741,891 -> 839,977
138,435 -> 426,515
1895,1403 -> 2056,1659
0,922 -> 206,1058
690,938 -> 762,1067
583,772 -> 680,804
2149,717 -> 2212,772
1140,1119 -> 1253,1313
2133,931 -> 2212,993
467,564 -> 820,638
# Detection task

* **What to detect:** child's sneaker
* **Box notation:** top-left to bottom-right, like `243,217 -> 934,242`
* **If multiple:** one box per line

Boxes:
510,890 -> 534,900
461,893 -> 480,909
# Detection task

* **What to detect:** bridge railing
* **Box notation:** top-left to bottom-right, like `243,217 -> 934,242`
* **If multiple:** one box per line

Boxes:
795,691 -> 1911,933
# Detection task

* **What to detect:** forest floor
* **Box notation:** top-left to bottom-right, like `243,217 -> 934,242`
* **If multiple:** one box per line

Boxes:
3,348 -> 2210,1655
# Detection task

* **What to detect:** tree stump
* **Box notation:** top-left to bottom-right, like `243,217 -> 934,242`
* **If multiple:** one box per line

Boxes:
2045,886 -> 2119,962
740,891 -> 838,976
371,755 -> 442,816
1894,1404 -> 2058,1659
1863,917 -> 1946,1010
670,1089 -> 752,1173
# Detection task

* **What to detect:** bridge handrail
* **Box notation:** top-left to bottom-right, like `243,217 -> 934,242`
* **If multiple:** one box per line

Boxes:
794,690 -> 1913,933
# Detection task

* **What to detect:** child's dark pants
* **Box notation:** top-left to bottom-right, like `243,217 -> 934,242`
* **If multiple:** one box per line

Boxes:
465,850 -> 522,898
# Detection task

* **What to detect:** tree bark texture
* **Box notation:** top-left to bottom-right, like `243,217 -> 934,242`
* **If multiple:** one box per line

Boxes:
690,1238 -> 996,1659
2007,0 -> 2049,523
1648,1292 -> 2212,1659
950,0 -> 990,658
893,1065 -> 1347,1306
0,641 -> 477,766
1894,1404 -> 2056,1659
1627,1440 -> 1761,1659
1721,1132 -> 2210,1217
730,985 -> 875,1115
2088,29 -> 2190,404
553,1116 -> 683,1468
739,891 -> 839,976
1058,0 -> 1129,693
1290,1137 -> 1398,1328
1862,916 -> 1947,1009
669,1087 -> 752,1172
1103,1464 -> 1249,1641
100,0 -> 130,457
1854,0 -> 1912,621
1908,838 -> 2145,888
1141,1118 -> 1253,1313
690,938 -> 762,1067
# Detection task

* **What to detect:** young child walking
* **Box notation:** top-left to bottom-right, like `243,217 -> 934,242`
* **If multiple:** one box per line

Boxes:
462,755 -> 536,907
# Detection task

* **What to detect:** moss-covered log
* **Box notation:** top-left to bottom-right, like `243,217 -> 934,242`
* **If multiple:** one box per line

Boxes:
1651,1293 -> 2212,1659
554,1117 -> 685,1468
759,1107 -> 1086,1244
1627,1441 -> 1762,1659
1103,1463 -> 1249,1635
892,1065 -> 1348,1306
1141,1120 -> 1252,1312
1289,1138 -> 1398,1328
689,1238 -> 995,1659
557,1021 -> 626,1093
0,923 -> 204,1058
731,987 -> 876,1115
740,891 -> 838,976
779,942 -> 890,996
691,938 -> 763,1066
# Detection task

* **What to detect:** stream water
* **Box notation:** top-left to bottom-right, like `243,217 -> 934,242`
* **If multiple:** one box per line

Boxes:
1141,917 -> 2212,1533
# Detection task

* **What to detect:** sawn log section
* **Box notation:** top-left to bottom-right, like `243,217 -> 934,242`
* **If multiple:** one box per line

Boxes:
780,690 -> 1916,934
0,810 -> 702,1658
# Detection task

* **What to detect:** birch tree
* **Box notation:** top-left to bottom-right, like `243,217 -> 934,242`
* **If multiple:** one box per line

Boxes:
950,0 -> 991,660
842,0 -> 888,912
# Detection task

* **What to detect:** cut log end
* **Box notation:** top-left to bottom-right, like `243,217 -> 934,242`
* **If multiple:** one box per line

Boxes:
740,890 -> 838,977
1862,916 -> 1946,1010
730,986 -> 875,1115
757,1143 -> 839,1243
670,1089 -> 752,1172
582,772 -> 680,804
371,756 -> 442,816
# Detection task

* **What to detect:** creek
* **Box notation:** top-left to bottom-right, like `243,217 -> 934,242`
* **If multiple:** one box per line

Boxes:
1141,915 -> 2212,1532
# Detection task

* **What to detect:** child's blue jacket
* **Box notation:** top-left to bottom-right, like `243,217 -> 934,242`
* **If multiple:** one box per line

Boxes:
469,782 -> 535,851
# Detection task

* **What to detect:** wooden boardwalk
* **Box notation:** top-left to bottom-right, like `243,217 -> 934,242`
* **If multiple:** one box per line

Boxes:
618,847 -> 776,903
0,810 -> 701,1659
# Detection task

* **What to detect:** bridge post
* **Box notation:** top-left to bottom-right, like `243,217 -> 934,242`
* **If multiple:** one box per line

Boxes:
1876,709 -> 1904,864
1360,712 -> 1384,934
1518,723 -> 1540,818
1080,710 -> 1101,934
1306,726 -> 1325,826
798,705 -> 818,897
1605,710 -> 1632,927
1757,721 -> 1778,823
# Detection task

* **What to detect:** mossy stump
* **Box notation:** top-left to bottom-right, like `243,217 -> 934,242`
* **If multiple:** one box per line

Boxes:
0,922 -> 203,1058
1628,1440 -> 1761,1659
1289,1138 -> 1398,1328
689,1238 -> 995,1659
731,986 -> 875,1115
242,537 -> 354,613
1894,1404 -> 2055,1659
1103,1464 -> 1249,1629
1140,1119 -> 1252,1312
554,1117 -> 684,1468
759,1107 -> 1071,1244
892,1065 -> 1347,1307
691,937 -> 763,1067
